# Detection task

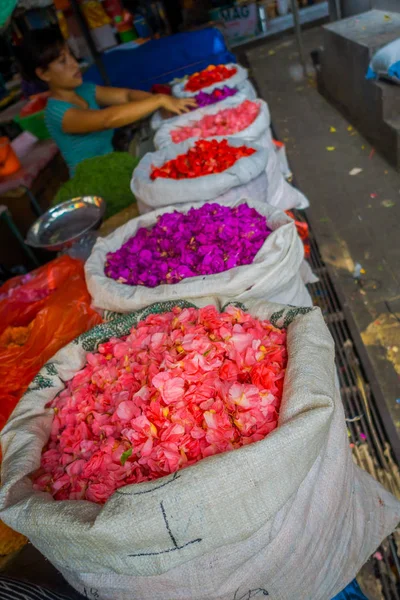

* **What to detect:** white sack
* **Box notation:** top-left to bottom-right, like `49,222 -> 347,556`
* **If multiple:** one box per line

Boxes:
85,197 -> 311,313
150,109 -> 172,132
153,97 -> 272,151
265,143 -> 309,210
150,80 -> 258,132
131,137 -> 268,214
1,299 -> 399,600
239,79 -> 257,100
172,63 -> 248,98
300,258 -> 319,285
150,91 -> 251,134
274,141 -> 292,179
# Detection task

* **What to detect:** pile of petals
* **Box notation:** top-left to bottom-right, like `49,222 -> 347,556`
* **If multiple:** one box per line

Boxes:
185,64 -> 237,92
150,139 -> 255,180
104,202 -> 271,286
33,305 -> 287,503
194,85 -> 238,108
171,100 -> 260,144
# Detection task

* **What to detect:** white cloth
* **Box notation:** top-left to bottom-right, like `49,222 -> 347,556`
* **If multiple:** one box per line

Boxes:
85,198 -> 312,313
1,299 -> 399,600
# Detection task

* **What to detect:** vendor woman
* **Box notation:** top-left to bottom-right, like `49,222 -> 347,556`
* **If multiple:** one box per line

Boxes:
20,29 -> 197,175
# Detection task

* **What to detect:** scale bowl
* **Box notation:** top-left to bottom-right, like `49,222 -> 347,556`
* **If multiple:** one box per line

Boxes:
26,196 -> 106,252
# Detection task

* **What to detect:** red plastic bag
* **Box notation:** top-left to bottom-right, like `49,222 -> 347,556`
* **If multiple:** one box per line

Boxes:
0,255 -> 85,335
0,256 -> 102,431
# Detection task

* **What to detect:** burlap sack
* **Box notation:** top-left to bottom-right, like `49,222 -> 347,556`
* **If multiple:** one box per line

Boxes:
172,63 -> 248,98
153,97 -> 272,152
131,137 -> 268,215
239,79 -> 257,100
1,299 -> 399,600
84,198 -> 311,313
150,81 -> 258,132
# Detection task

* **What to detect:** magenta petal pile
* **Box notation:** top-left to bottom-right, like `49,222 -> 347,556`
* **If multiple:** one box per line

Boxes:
105,203 -> 272,287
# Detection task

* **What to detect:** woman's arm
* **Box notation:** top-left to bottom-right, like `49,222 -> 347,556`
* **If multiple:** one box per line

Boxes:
96,85 -> 152,106
62,94 -> 197,134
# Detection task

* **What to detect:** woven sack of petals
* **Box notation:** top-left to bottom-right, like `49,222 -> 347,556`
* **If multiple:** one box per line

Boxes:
85,198 -> 312,313
150,81 -> 257,131
1,299 -> 399,600
172,63 -> 248,98
131,137 -> 268,215
154,98 -> 274,153
152,97 -> 308,204
132,136 -> 307,214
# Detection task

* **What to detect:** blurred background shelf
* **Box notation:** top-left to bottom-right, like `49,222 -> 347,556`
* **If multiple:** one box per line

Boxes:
230,1 -> 329,47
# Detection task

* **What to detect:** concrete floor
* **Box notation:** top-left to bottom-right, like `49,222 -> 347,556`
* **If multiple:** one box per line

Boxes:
245,26 -> 400,447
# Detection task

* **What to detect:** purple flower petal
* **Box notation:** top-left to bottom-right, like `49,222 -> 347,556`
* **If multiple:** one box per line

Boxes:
104,203 -> 272,287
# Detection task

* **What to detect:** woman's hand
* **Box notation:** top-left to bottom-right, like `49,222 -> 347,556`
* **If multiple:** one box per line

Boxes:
62,92 -> 198,135
160,95 -> 198,115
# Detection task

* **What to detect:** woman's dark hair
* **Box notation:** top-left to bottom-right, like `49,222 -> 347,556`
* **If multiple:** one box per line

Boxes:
15,27 -> 65,82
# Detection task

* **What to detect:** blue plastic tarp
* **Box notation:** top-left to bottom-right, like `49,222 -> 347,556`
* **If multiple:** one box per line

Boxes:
83,28 -> 236,91
332,580 -> 368,600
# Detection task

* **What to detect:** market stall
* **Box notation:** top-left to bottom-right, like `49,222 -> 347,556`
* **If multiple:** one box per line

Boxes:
0,50 -> 397,600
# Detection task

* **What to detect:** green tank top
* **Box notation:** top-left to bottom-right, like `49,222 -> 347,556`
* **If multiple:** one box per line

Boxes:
45,82 -> 114,176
